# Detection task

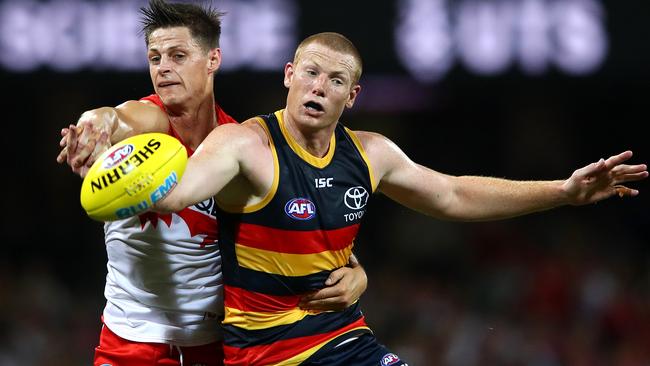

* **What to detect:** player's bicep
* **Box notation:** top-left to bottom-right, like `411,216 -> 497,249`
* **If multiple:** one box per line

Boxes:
380,161 -> 454,218
159,124 -> 247,212
365,133 -> 454,218
113,101 -> 169,141
175,126 -> 242,207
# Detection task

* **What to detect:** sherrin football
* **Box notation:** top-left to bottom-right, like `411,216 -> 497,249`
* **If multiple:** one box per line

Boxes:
80,133 -> 187,221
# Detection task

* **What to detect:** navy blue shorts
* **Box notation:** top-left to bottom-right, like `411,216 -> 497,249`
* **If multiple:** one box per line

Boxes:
302,330 -> 408,366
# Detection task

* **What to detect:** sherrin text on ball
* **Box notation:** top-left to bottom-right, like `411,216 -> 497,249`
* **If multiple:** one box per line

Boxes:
80,133 -> 187,221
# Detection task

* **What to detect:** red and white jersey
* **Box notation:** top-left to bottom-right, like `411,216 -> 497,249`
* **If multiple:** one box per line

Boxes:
102,95 -> 237,346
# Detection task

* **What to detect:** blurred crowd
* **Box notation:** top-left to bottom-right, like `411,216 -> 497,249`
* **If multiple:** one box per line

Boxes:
361,208 -> 650,366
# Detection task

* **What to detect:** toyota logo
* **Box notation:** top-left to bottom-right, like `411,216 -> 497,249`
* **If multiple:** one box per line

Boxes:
344,186 -> 369,210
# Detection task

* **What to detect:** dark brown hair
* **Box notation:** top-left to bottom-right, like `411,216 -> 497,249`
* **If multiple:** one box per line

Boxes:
140,0 -> 224,51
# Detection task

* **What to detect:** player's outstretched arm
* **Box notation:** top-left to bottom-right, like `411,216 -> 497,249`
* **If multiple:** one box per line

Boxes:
154,123 -> 252,213
57,100 -> 168,177
358,131 -> 647,221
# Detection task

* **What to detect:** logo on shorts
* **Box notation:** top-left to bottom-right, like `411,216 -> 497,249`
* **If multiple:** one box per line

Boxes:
380,353 -> 401,366
102,144 -> 134,169
284,198 -> 316,220
344,186 -> 369,210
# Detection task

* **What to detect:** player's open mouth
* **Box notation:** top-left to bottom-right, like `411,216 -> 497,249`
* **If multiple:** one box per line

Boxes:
304,101 -> 324,112
158,82 -> 180,88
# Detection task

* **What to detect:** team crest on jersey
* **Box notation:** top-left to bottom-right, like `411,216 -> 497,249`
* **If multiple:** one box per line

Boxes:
102,144 -> 134,169
380,353 -> 402,366
284,198 -> 316,220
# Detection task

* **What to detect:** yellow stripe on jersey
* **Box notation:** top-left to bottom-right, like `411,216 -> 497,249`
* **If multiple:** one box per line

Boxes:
235,243 -> 353,277
217,117 -> 280,213
345,127 -> 377,192
276,110 -> 336,169
223,306 -> 321,330
269,327 -> 371,366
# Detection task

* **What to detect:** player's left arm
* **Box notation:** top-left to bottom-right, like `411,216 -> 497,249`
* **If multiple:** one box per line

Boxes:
357,131 -> 648,221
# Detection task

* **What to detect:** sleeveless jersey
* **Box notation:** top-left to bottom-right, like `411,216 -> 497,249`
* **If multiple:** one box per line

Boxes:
217,110 -> 377,365
102,94 -> 237,346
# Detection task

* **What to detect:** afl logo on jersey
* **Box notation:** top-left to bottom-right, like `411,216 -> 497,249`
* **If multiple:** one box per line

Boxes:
380,353 -> 402,366
284,198 -> 316,220
102,144 -> 134,169
344,186 -> 369,210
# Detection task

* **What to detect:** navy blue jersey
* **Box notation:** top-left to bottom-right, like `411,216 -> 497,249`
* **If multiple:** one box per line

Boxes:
216,110 -> 376,365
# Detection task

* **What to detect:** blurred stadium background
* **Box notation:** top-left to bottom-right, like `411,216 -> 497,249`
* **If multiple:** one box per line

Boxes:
1,0 -> 648,364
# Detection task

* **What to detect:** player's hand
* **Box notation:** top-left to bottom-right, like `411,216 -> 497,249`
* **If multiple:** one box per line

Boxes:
299,263 -> 368,311
57,110 -> 112,177
562,150 -> 648,205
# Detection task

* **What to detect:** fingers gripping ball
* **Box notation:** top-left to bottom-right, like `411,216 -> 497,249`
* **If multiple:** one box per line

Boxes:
80,133 -> 187,221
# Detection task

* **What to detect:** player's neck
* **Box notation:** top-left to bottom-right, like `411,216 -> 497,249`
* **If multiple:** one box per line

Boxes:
167,96 -> 217,150
282,110 -> 335,158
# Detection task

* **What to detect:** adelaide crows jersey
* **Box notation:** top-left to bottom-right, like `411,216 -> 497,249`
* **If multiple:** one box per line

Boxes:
217,110 -> 378,365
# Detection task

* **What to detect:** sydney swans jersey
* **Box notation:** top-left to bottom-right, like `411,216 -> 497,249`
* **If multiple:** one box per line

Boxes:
217,110 -> 377,365
102,94 -> 237,346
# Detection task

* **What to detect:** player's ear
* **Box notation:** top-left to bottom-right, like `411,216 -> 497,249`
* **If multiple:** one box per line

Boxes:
284,62 -> 294,88
208,48 -> 222,74
345,84 -> 361,109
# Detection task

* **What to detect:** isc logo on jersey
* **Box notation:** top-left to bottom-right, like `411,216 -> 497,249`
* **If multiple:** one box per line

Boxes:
284,198 -> 316,220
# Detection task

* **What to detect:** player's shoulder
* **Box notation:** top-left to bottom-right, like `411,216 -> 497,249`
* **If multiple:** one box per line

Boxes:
348,129 -> 394,149
347,129 -> 407,168
239,117 -> 269,134
115,99 -> 170,133
217,117 -> 259,134
121,99 -> 167,115
204,117 -> 268,149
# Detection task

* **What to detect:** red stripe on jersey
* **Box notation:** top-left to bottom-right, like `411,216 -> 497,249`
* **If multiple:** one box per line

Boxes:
223,316 -> 368,366
235,222 -> 360,254
224,285 -> 300,312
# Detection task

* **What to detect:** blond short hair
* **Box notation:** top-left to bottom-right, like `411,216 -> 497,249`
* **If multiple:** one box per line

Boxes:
294,32 -> 363,84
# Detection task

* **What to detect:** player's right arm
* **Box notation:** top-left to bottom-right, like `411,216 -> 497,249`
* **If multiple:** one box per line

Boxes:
154,121 -> 266,213
57,100 -> 169,177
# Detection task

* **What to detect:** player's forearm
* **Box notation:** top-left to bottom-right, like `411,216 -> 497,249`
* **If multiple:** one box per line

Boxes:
153,170 -> 214,213
79,105 -> 144,145
154,154 -> 234,213
77,107 -> 118,136
153,189 -> 186,213
446,176 -> 568,221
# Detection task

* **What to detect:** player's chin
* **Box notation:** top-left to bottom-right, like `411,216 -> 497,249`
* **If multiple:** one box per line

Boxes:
157,91 -> 186,105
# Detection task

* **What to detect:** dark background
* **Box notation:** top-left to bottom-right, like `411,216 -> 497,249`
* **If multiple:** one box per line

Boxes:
1,0 -> 648,364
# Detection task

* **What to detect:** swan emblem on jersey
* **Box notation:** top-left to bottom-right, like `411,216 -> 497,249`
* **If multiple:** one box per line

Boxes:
284,198 -> 316,220
137,198 -> 218,247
